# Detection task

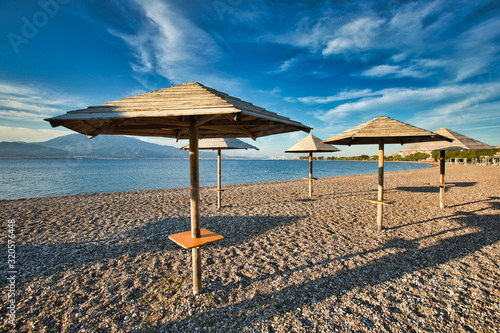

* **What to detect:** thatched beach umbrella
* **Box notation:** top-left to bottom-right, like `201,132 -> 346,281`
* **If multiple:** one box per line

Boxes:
180,138 -> 259,209
323,117 -> 452,231
45,81 -> 311,294
400,128 -> 497,209
285,134 -> 340,197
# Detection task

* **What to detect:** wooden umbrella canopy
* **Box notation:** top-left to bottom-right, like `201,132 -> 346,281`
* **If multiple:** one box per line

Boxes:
45,82 -> 311,294
322,117 -> 452,231
180,138 -> 259,209
285,134 -> 340,197
400,128 -> 497,209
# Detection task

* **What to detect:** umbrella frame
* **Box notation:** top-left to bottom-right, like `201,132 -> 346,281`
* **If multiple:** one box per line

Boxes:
322,117 -> 452,231
45,82 -> 311,295
285,135 -> 339,197
399,128 -> 496,209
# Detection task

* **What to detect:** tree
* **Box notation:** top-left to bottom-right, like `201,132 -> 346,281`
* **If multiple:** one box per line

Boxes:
431,149 -> 499,160
404,152 -> 430,161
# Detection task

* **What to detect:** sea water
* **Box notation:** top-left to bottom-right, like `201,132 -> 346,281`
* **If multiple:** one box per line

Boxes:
0,159 -> 431,200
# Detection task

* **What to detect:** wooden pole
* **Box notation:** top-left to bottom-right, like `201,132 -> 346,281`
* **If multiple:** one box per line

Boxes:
377,143 -> 384,231
308,152 -> 313,197
439,150 -> 445,209
217,148 -> 222,209
189,116 -> 202,295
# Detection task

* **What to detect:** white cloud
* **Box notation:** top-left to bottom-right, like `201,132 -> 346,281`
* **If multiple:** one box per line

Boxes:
361,65 -> 400,78
360,59 -> 444,79
0,80 -> 86,142
0,126 -> 71,142
0,83 -> 38,96
0,100 -> 58,114
271,58 -> 298,74
109,0 -> 226,87
322,17 -> 384,56
270,0 -> 499,83
0,110 -> 55,122
0,81 -> 81,123
409,82 -> 500,130
303,81 -> 500,127
296,89 -> 375,104
447,17 -> 500,82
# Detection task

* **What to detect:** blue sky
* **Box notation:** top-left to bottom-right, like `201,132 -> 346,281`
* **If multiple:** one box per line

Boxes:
1,0 -> 499,158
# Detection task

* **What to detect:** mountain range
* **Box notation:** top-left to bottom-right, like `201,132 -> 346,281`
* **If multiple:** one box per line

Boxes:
0,134 -> 222,159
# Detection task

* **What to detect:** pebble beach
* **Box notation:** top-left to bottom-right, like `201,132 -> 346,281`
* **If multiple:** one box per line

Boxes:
1,163 -> 499,332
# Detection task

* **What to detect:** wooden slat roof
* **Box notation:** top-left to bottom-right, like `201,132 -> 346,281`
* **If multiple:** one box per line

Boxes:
180,138 -> 259,150
285,134 -> 340,153
400,128 -> 497,152
45,82 -> 311,140
322,116 -> 453,145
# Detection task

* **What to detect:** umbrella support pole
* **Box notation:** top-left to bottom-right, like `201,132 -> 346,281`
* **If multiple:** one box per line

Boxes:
366,144 -> 393,229
439,150 -> 445,209
309,152 -> 313,197
301,153 -> 318,197
190,117 -> 202,295
308,178 -> 313,197
377,143 -> 384,231
169,118 -> 223,294
217,149 -> 222,209
192,247 -> 201,293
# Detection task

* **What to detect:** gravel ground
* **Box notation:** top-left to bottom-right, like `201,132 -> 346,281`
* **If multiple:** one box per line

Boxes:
1,163 -> 499,332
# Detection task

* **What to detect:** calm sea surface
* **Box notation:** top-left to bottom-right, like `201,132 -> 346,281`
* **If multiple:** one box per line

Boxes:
0,159 -> 431,200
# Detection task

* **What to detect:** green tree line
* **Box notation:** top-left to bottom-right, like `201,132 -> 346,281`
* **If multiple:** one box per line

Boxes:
297,149 -> 498,162
431,149 -> 499,160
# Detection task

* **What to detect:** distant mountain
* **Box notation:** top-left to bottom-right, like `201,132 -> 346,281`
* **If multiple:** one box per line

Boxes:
36,134 -> 192,158
0,134 -> 217,159
0,142 -> 71,158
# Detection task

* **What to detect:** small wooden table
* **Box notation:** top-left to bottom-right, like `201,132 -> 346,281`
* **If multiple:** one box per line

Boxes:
168,229 -> 224,250
429,183 -> 455,188
366,199 -> 394,205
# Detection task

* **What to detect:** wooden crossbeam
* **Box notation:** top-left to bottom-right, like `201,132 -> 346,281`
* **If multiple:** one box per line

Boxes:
87,120 -> 123,138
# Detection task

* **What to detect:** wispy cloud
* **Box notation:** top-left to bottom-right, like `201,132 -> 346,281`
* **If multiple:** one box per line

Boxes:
270,57 -> 298,74
445,17 -> 500,82
322,17 -> 384,56
296,89 -> 376,104
0,81 -> 81,142
270,0 -> 499,82
303,81 -> 500,128
0,81 -> 80,122
0,126 -> 70,142
359,59 -> 442,79
409,81 -> 500,129
107,0 -> 235,88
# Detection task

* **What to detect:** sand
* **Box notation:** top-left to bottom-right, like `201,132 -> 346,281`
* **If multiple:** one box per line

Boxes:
1,163 -> 499,332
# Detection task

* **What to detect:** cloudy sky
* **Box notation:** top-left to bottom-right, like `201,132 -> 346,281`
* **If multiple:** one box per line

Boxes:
1,0 -> 499,158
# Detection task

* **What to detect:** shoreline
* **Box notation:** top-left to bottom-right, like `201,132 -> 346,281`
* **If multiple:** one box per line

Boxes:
0,160 -> 434,202
1,164 -> 499,332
